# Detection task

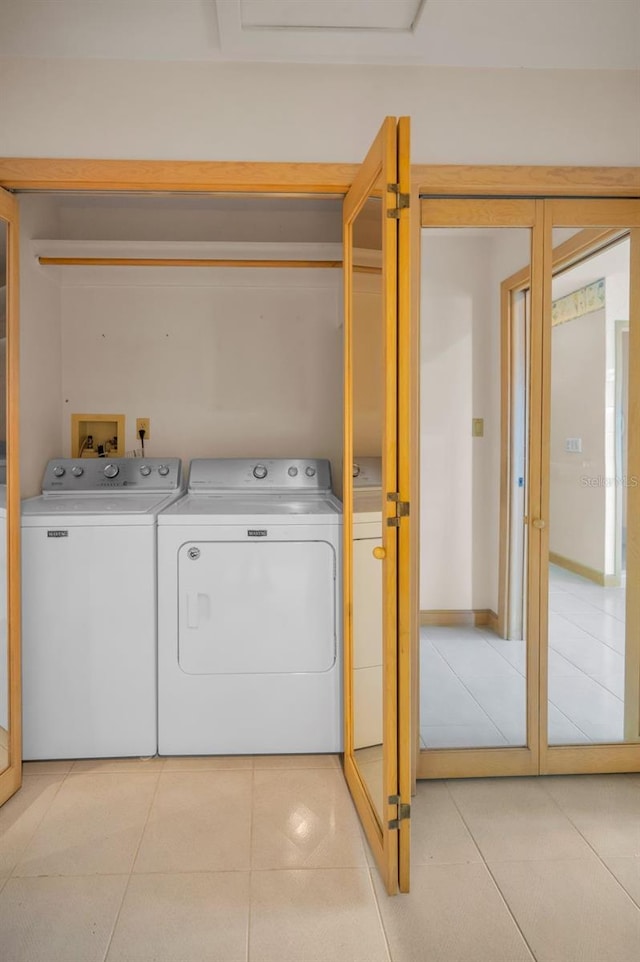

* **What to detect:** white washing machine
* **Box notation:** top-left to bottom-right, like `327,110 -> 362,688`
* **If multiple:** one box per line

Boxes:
22,457 -> 184,760
352,457 -> 384,749
157,458 -> 342,755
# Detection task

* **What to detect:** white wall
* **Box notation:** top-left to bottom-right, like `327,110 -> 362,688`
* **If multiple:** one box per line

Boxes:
420,234 -> 503,611
59,266 -> 344,490
19,196 -> 63,496
420,227 -> 531,613
549,308 -> 607,573
0,60 -> 638,165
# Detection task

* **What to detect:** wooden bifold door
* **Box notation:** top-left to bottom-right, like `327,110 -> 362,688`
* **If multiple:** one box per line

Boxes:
417,197 -> 640,780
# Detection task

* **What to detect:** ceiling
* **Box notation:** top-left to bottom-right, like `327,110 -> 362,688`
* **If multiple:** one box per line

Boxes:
0,0 -> 638,69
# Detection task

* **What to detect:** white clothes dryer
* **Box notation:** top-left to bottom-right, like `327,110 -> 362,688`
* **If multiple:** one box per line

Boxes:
157,458 -> 342,755
22,458 -> 184,760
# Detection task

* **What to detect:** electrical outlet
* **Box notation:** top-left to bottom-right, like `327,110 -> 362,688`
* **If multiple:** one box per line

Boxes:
136,418 -> 150,440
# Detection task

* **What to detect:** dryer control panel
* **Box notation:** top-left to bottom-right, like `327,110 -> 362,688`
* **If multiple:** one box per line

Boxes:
188,458 -> 332,493
41,458 -> 183,493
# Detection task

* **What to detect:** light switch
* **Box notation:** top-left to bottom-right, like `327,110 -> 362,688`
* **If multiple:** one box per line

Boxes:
565,437 -> 582,453
472,418 -> 484,438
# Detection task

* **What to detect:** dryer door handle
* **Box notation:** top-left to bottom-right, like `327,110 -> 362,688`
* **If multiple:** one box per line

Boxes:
186,591 -> 210,629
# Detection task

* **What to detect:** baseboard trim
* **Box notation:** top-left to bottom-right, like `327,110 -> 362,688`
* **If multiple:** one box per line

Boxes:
549,551 -> 621,587
420,609 -> 499,628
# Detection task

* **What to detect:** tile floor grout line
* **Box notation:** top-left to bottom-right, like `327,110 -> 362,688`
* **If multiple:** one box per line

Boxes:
100,766 -> 164,962
443,779 -> 539,962
552,608 -> 625,655
546,694 -> 594,744
548,638 -> 625,704
479,631 -> 527,680
7,769 -> 69,882
365,866 -> 394,962
421,637 -> 512,747
535,775 -> 640,913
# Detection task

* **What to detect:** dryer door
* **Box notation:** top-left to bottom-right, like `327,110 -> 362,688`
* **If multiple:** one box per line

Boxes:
178,540 -> 337,675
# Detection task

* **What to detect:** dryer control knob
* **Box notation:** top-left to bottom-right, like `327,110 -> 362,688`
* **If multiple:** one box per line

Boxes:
288,466 -> 298,477
158,465 -> 170,477
253,464 -> 268,480
52,465 -> 66,478
71,466 -> 84,477
103,463 -> 119,479
140,465 -> 152,477
305,465 -> 317,478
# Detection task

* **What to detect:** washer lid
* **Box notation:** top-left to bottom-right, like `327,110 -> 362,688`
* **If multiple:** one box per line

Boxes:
21,491 -> 183,525
158,492 -> 343,524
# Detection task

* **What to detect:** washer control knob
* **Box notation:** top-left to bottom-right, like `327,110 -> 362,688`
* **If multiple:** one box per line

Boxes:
305,465 -> 317,478
52,465 -> 66,478
140,465 -> 152,477
103,463 -> 119,479
158,465 -> 170,477
353,463 -> 361,478
71,465 -> 84,477
253,464 -> 268,480
288,466 -> 298,477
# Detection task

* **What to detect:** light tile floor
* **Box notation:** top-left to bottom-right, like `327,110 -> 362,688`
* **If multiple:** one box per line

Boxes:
421,565 -> 628,749
1,759 -> 640,961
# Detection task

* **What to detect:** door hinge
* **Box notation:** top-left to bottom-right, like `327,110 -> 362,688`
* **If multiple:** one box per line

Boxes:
387,796 -> 411,830
387,183 -> 410,218
386,493 -> 410,526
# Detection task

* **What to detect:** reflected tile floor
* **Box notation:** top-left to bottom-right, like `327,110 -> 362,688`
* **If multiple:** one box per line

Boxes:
421,565 -> 627,749
2,762 -> 640,961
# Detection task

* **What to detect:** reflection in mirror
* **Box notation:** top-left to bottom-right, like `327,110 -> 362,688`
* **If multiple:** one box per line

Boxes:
0,219 -> 7,773
351,196 -> 384,817
420,227 -> 532,750
548,233 -> 632,744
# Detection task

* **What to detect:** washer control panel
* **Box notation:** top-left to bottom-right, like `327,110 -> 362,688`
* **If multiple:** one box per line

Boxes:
41,458 -> 183,493
189,458 -> 332,493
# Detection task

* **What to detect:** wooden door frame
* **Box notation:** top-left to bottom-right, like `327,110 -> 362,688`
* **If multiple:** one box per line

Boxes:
0,187 -> 21,806
415,196 -> 542,779
410,169 -> 640,780
541,201 -> 640,774
1,159 -> 638,791
497,227 -> 620,642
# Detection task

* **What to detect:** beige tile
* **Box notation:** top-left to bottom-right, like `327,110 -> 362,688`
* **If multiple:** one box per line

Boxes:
0,775 -> 64,877
134,771 -> 252,873
447,776 -> 592,861
23,760 -> 74,775
0,875 -> 127,962
542,774 -> 640,857
602,856 -> 640,908
253,754 -> 340,770
490,856 -> 640,962
15,773 -> 158,876
251,769 -> 368,870
372,863 -> 533,962
71,755 -> 166,774
411,782 -> 481,866
249,868 -> 389,962
163,754 -> 254,772
106,872 -> 250,962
